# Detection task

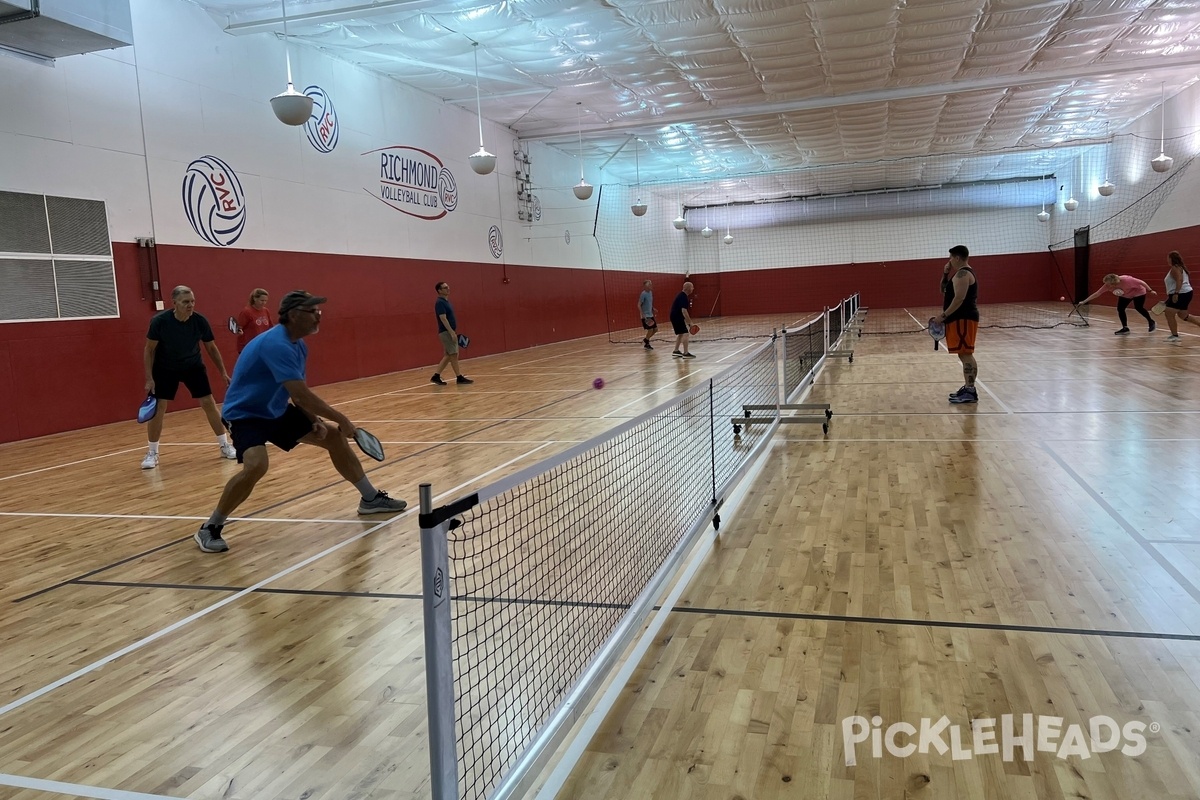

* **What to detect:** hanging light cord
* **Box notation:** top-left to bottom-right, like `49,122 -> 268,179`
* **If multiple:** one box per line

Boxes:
281,0 -> 294,89
473,42 -> 485,148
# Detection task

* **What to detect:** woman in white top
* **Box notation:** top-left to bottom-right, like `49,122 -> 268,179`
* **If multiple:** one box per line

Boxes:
1163,250 -> 1199,342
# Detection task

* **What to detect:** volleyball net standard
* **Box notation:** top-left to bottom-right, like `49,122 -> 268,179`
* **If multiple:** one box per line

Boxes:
418,295 -> 859,800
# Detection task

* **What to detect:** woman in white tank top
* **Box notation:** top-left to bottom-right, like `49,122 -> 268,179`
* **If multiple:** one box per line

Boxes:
1163,251 -> 1199,342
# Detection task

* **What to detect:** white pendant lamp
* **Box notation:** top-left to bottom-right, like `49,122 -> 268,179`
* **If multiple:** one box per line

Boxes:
468,42 -> 496,175
270,0 -> 314,126
630,138 -> 647,216
1151,82 -> 1173,173
572,102 -> 594,200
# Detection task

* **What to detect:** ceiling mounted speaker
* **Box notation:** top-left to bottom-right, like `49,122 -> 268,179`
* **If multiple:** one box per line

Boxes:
1151,153 -> 1173,173
723,233 -> 733,244
573,179 -> 593,200
1098,180 -> 1115,197
1064,197 -> 1078,211
271,88 -> 314,126
631,199 -> 647,216
672,215 -> 686,230
1037,210 -> 1050,222
701,226 -> 714,238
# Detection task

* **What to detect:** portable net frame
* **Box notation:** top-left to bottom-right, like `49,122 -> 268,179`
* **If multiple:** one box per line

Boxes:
420,296 -> 859,800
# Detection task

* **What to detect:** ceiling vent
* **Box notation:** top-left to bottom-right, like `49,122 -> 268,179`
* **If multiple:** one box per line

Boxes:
0,0 -> 132,62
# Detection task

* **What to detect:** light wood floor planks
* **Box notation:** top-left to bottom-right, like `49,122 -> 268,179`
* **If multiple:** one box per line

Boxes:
2,313 -> 1200,800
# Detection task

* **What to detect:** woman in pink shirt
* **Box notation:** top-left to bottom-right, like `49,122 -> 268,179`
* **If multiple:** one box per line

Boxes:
1078,274 -> 1156,335
235,288 -> 272,352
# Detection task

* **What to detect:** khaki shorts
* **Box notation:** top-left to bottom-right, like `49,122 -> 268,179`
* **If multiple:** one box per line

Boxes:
439,330 -> 458,356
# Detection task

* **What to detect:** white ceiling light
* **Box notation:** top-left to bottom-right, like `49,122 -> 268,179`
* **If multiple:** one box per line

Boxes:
1098,126 -> 1115,196
467,42 -> 495,175
1064,162 -> 1078,211
572,102 -> 593,200
630,138 -> 647,216
269,0 -> 314,126
723,231 -> 733,245
672,166 -> 686,229
1152,82 -> 1173,173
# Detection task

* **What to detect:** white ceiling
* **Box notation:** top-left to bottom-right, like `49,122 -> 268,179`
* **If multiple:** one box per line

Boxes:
197,0 -> 1200,198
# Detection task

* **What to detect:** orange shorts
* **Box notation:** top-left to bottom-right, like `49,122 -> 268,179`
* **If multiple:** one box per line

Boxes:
945,319 -> 977,354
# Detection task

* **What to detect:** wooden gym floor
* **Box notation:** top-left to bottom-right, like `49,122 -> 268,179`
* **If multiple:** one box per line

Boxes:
1,307 -> 1198,800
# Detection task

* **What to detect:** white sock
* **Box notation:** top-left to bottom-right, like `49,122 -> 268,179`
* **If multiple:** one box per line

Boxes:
148,441 -> 160,455
216,433 -> 230,446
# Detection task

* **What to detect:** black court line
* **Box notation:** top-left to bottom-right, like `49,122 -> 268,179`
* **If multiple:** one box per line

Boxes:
12,373 -> 632,604
668,605 -> 1200,642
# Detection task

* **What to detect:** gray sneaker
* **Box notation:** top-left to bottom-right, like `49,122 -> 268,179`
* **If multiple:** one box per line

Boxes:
948,385 -> 968,400
949,387 -> 979,404
358,490 -> 409,515
194,524 -> 229,553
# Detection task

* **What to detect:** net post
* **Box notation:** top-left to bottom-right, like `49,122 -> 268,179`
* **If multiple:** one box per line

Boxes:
708,378 -> 717,505
823,307 -> 830,354
777,329 -> 787,406
420,482 -> 458,800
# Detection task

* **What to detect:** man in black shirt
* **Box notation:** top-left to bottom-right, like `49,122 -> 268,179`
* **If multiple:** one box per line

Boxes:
140,285 -> 234,469
669,281 -> 697,359
933,245 -> 980,404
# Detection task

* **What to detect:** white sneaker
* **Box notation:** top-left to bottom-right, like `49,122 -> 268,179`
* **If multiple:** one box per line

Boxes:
140,451 -> 159,470
220,442 -> 237,460
1166,335 -> 1182,342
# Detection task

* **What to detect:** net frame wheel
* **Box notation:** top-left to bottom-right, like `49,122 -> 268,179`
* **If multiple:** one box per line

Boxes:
822,422 -> 829,435
733,424 -> 742,435
825,409 -> 833,420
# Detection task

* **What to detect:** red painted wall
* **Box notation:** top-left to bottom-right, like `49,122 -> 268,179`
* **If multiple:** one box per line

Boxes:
3,230 -> 1198,444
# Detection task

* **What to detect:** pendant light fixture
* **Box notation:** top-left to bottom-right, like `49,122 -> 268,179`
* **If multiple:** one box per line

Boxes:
630,138 -> 647,216
467,42 -> 496,175
572,102 -> 594,200
1037,176 -> 1050,222
1151,82 -> 1173,173
270,0 -> 314,126
722,195 -> 732,243
1098,122 -> 1115,196
701,201 -> 713,238
1064,157 -> 1078,211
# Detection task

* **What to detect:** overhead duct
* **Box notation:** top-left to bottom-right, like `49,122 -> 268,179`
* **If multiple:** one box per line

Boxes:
0,0 -> 132,62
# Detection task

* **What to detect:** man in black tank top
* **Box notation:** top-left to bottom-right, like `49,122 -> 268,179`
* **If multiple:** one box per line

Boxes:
933,245 -> 979,404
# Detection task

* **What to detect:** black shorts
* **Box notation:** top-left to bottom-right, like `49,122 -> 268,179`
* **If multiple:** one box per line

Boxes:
641,317 -> 657,330
153,363 -> 212,401
224,404 -> 315,463
671,316 -> 687,335
1166,290 -> 1194,311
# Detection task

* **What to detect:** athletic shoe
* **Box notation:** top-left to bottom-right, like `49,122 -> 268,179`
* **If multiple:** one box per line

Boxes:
358,490 -> 408,515
948,385 -> 969,400
430,373 -> 448,385
1114,327 -> 1130,335
194,524 -> 228,553
1149,320 -> 1157,333
643,340 -> 653,350
1166,335 -> 1181,342
456,375 -> 474,384
672,350 -> 683,358
949,387 -> 978,404
140,451 -> 159,470
681,352 -> 696,359
220,442 -> 237,460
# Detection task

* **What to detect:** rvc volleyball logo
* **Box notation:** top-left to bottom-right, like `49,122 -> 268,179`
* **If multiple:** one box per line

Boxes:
365,146 -> 458,220
182,155 -> 246,246
488,225 -> 503,259
303,85 -> 338,153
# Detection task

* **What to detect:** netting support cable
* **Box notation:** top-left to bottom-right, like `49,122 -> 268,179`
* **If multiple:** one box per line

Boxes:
420,482 -> 459,800
708,379 -> 717,506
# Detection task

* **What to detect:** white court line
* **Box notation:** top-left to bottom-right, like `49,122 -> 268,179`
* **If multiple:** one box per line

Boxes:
714,341 -> 758,363
0,441 -> 553,721
382,440 -> 583,445
0,447 -> 145,483
601,374 -> 698,419
0,773 -> 180,800
785,437 -> 1200,443
0,511 -> 366,524
500,347 -> 596,370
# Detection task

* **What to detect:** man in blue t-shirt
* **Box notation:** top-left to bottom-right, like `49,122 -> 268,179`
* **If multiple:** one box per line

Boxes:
669,281 -> 697,359
637,280 -> 657,350
430,281 -> 473,385
193,290 -> 408,553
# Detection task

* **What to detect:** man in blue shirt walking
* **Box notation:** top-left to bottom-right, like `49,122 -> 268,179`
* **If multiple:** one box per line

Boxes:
430,281 -> 474,385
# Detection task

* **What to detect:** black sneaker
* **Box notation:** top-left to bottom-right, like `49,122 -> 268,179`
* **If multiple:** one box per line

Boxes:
681,352 -> 696,359
431,373 -> 448,385
643,340 -> 653,350
949,387 -> 978,404
456,375 -> 474,384
672,350 -> 683,358
194,524 -> 229,553
1114,328 -> 1130,335
948,385 -> 969,400
1149,320 -> 1157,333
